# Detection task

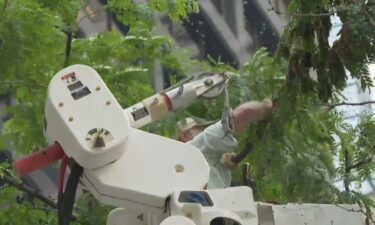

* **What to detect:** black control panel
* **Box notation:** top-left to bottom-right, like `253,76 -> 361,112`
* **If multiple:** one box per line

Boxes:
61,72 -> 91,100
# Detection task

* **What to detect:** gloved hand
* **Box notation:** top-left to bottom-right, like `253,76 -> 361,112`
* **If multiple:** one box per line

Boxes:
220,152 -> 238,169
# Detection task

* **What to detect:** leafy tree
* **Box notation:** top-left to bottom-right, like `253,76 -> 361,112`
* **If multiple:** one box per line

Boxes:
1,0 -> 375,224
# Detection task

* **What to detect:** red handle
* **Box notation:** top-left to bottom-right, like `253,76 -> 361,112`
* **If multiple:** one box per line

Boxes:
13,143 -> 65,177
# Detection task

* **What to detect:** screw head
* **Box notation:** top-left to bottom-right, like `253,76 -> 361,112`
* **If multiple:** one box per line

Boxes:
175,164 -> 184,173
58,102 -> 64,107
68,117 -> 74,122
106,100 -> 111,105
96,86 -> 101,91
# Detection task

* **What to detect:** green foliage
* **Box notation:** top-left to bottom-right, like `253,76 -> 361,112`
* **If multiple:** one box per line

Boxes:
149,0 -> 199,22
279,0 -> 375,101
335,114 -> 375,186
229,50 -> 337,202
1,0 -> 375,224
0,185 -> 57,225
0,0 -> 77,154
73,193 -> 113,225
248,0 -> 375,215
108,0 -> 198,31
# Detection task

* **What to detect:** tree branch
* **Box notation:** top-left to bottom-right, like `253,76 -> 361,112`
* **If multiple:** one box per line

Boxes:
344,148 -> 350,192
322,101 -> 375,108
1,174 -> 78,220
2,0 -> 8,13
0,80 -> 47,87
346,157 -> 373,172
334,204 -> 362,212
0,174 -> 57,209
361,5 -> 375,28
63,27 -> 73,67
356,199 -> 375,225
267,0 -> 348,17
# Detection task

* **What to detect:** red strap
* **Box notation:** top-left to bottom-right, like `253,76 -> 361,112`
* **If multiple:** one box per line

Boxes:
161,93 -> 173,111
13,143 -> 64,177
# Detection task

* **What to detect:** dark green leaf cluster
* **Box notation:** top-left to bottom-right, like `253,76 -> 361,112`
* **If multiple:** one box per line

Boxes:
108,0 -> 198,31
0,0 -> 78,153
228,50 -> 337,203
0,164 -> 57,225
279,0 -> 375,101
72,193 -> 112,225
336,114 -> 375,187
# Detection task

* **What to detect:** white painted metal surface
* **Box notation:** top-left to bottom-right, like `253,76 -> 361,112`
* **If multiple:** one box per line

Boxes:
106,208 -> 144,225
83,128 -> 210,214
45,64 -> 129,168
272,203 -> 364,225
160,216 -> 196,225
169,187 -> 258,225
124,73 -> 227,128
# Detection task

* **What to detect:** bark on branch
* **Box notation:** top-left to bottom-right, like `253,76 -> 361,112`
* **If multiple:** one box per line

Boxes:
2,0 -> 8,12
323,101 -> 375,108
346,157 -> 373,172
344,149 -> 350,192
63,27 -> 73,67
0,80 -> 47,87
0,174 -> 57,209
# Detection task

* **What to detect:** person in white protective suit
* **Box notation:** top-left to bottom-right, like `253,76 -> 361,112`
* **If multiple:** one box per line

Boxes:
176,99 -> 273,189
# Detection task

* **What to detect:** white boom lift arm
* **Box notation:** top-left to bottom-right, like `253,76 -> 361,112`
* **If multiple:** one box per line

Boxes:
13,65 -> 365,225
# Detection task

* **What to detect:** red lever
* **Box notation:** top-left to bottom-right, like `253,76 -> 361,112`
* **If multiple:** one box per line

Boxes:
13,143 -> 65,177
